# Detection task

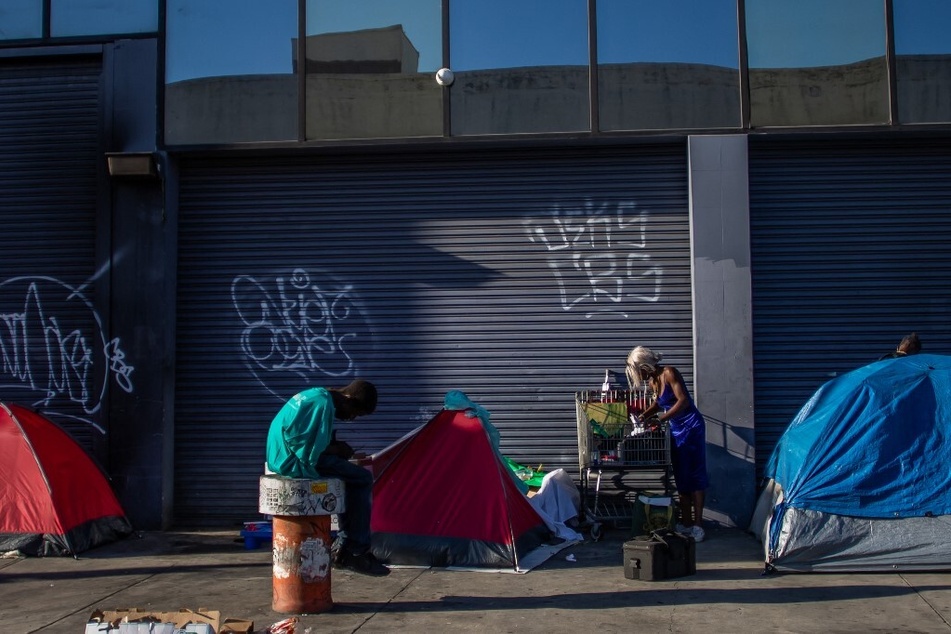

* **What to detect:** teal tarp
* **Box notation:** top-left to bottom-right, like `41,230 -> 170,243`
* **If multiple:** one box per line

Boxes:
766,353 -> 951,518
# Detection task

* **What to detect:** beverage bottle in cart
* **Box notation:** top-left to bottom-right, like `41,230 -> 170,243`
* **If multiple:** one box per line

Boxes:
627,383 -> 641,418
627,380 -> 647,433
600,369 -> 612,402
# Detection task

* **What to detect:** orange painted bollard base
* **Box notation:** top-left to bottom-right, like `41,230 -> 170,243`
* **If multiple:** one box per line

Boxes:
271,515 -> 333,614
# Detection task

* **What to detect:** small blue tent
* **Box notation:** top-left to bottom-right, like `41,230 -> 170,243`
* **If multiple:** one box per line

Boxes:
752,353 -> 951,571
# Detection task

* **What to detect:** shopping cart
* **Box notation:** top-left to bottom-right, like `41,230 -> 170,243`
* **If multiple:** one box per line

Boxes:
575,388 -> 673,539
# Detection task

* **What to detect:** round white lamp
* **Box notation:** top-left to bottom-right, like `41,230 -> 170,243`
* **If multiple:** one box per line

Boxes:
435,68 -> 455,86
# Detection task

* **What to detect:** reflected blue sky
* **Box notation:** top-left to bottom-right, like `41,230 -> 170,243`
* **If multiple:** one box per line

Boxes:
166,0 -> 296,83
165,1 -> 951,83
746,0 -> 885,68
51,0 -> 156,36
894,0 -> 951,54
450,0 -> 588,70
598,0 -> 738,68
0,0 -> 44,39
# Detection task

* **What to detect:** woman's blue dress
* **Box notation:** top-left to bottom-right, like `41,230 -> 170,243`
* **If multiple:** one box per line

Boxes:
656,384 -> 709,493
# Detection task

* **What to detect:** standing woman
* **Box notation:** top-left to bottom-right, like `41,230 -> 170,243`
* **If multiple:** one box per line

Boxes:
626,346 -> 709,542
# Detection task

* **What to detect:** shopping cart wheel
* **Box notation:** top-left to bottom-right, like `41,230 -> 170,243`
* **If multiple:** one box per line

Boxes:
590,522 -> 603,542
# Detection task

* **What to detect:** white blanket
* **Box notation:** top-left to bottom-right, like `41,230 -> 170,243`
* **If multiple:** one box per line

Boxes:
528,469 -> 584,542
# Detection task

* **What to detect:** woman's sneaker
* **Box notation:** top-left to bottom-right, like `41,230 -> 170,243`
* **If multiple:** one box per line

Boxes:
675,523 -> 690,535
690,525 -> 706,543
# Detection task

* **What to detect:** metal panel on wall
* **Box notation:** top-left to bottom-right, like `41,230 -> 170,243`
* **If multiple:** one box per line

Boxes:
0,56 -> 105,452
173,144 -> 691,526
749,137 -> 951,477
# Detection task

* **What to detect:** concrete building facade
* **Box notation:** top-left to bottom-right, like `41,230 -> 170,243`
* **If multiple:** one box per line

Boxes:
1,1 -> 949,531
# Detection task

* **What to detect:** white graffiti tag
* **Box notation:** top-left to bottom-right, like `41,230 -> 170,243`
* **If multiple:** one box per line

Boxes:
232,268 -> 372,398
525,200 -> 663,317
0,276 -> 135,421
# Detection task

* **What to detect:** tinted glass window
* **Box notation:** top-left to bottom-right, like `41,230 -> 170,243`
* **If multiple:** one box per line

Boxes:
0,0 -> 42,40
745,0 -> 888,127
305,0 -> 442,140
165,0 -> 298,145
597,0 -> 739,131
893,0 -> 951,124
449,0 -> 589,136
51,0 -> 157,36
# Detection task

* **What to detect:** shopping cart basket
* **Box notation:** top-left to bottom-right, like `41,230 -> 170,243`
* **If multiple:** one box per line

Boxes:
575,389 -> 672,538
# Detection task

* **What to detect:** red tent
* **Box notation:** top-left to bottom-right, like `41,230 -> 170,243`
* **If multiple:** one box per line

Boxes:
0,402 -> 132,556
370,409 -> 551,570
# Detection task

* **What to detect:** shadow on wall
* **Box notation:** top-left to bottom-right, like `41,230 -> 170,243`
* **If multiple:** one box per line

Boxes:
704,414 -> 756,529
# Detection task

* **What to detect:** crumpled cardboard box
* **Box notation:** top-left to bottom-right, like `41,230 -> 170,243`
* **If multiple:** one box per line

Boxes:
86,607 -> 253,633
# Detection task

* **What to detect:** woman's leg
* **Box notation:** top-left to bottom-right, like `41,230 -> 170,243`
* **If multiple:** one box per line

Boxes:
678,493 -> 694,526
692,489 -> 705,527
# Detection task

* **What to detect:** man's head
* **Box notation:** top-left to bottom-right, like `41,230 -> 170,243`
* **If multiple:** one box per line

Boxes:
332,379 -> 378,420
898,332 -> 922,356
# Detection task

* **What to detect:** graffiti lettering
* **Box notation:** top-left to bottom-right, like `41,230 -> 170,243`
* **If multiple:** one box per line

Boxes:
0,276 -> 135,424
232,268 -> 372,399
525,201 -> 663,317
106,338 -> 135,393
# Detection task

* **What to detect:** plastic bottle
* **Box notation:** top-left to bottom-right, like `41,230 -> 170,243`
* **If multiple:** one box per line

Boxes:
600,369 -> 612,402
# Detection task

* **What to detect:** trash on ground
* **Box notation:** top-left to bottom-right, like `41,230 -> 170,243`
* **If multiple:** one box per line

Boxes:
265,617 -> 299,634
85,608 -> 253,633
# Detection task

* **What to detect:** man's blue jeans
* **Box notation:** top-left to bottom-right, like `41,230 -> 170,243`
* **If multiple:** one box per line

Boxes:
315,453 -> 373,555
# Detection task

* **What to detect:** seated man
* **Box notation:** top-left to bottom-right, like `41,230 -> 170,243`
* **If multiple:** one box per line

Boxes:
266,379 -> 389,577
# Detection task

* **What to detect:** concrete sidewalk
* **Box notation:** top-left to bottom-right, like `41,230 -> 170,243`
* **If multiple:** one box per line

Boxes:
2,526 -> 951,633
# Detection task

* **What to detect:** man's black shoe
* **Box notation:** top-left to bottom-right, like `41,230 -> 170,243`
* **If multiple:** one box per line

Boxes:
336,550 -> 390,577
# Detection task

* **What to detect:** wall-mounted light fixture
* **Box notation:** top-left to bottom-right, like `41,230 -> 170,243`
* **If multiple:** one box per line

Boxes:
435,68 -> 454,86
106,152 -> 159,178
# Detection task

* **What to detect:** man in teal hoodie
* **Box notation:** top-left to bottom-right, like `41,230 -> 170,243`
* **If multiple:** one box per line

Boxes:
266,379 -> 388,576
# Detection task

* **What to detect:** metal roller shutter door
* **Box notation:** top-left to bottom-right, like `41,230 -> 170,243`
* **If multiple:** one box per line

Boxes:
749,137 -> 951,477
174,144 -> 692,526
0,57 -> 103,452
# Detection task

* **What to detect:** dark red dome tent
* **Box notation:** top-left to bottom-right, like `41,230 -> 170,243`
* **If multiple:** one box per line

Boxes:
370,409 -> 552,572
0,402 -> 132,556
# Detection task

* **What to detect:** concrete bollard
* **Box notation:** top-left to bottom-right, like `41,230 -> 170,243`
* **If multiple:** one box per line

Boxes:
259,475 -> 346,614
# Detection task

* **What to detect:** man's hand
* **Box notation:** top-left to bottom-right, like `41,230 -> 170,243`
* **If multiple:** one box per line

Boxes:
352,452 -> 373,467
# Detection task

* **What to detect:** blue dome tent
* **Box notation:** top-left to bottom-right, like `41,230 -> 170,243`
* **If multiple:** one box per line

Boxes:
751,353 -> 951,571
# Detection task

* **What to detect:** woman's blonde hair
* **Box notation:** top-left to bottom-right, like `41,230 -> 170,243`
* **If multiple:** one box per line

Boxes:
626,346 -> 663,388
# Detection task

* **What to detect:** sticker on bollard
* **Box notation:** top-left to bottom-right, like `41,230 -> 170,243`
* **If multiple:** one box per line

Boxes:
259,475 -> 345,516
